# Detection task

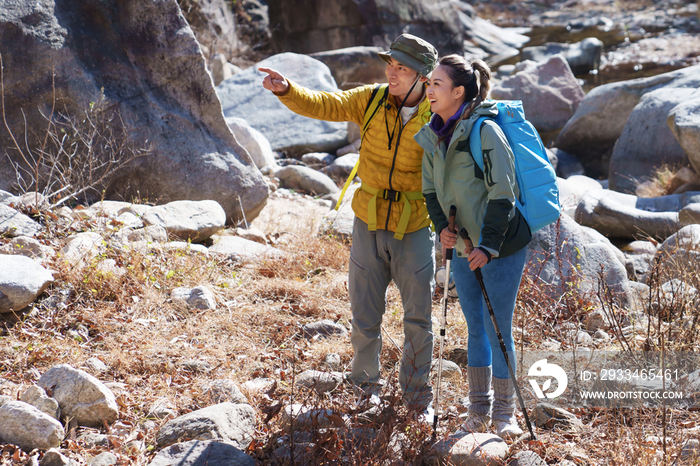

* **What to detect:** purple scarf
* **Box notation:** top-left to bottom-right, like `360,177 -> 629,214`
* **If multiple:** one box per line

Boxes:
430,101 -> 469,146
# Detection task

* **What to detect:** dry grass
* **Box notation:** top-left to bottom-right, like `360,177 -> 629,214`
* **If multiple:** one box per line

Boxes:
2,206 -> 700,465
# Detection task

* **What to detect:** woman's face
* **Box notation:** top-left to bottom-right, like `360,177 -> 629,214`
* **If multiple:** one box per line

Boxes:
427,65 -> 465,122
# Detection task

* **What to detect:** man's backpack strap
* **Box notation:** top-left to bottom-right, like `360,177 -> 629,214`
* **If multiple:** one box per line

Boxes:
360,182 -> 423,240
336,84 -> 389,211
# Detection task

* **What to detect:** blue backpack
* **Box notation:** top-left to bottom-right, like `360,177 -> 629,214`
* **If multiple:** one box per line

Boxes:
468,100 -> 561,233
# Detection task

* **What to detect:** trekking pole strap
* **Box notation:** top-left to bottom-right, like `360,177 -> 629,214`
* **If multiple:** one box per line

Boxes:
360,182 -> 423,240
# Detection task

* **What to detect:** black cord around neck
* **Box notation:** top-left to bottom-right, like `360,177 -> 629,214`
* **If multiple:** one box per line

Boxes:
385,75 -> 421,151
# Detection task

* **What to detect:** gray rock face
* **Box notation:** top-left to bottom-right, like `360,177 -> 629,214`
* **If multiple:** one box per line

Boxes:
576,189 -> 700,240
521,37 -> 604,75
310,46 -> 386,89
59,232 -> 106,267
554,64 -> 700,178
140,200 -> 226,242
432,432 -> 509,466
87,452 -> 118,466
0,0 -> 267,224
0,205 -> 42,238
266,0 -> 467,56
669,93 -> 700,175
155,402 -> 256,449
508,451 -> 547,466
208,235 -> 284,260
491,55 -> 585,138
202,379 -> 248,405
527,214 -> 633,307
609,88 -> 695,193
275,165 -> 339,195
0,401 -> 64,451
217,53 -> 347,157
38,364 -> 119,427
0,255 -> 54,313
149,440 -> 255,466
41,449 -> 71,466
324,153 -> 359,182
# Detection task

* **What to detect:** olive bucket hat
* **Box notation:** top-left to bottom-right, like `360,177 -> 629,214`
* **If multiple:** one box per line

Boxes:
377,33 -> 438,77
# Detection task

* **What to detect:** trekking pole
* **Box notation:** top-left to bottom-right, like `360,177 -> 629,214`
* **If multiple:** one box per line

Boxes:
432,205 -> 456,439
458,227 -> 537,441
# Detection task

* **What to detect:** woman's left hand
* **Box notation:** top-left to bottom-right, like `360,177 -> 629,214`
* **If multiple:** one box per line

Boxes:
467,247 -> 489,271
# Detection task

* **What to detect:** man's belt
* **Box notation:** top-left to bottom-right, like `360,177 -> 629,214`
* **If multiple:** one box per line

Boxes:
361,182 -> 423,240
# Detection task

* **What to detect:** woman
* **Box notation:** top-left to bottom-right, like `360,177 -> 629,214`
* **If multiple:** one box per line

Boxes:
414,55 -> 531,439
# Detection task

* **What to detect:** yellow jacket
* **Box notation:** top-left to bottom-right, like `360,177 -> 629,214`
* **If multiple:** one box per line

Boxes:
277,81 -> 432,237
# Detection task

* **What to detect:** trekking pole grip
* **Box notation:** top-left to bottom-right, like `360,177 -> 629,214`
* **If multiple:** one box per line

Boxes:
445,205 -> 456,260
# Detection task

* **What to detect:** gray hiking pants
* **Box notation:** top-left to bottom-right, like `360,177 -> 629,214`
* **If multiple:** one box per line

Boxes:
348,217 -> 435,407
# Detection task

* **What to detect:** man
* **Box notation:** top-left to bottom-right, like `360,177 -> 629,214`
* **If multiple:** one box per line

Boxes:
260,34 -> 437,415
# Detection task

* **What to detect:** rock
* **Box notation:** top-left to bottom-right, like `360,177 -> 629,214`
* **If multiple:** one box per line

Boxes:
210,54 -> 238,86
0,0 -> 267,224
431,359 -> 463,378
555,64 -> 700,178
669,94 -> 700,174
162,241 -> 210,255
225,117 -> 277,170
508,450 -> 547,466
59,232 -> 106,267
0,204 -> 42,238
654,224 -> 700,282
319,183 -> 359,240
85,357 -> 108,374
20,385 -> 60,420
431,432 -> 509,466
87,452 -> 118,466
552,148 -> 585,179
490,55 -> 585,139
584,307 -> 629,333
242,378 -> 276,393
149,440 -> 255,466
310,46 -> 387,90
0,401 -> 64,451
140,200 -> 226,242
668,167 -> 700,194
301,152 -> 335,169
171,286 -> 217,311
324,153 -> 359,182
0,255 -> 54,313
527,214 -> 633,307
680,203 -> 700,226
179,360 -> 213,374
522,37 -> 604,75
155,402 -> 256,450
576,331 -> 594,346
38,364 -> 118,427
676,438 -> 700,466
534,403 -> 585,431
217,53 -> 347,157
296,370 -> 343,394
120,225 -> 168,244
557,175 -> 604,218
338,138 -> 361,157
148,399 -> 177,420
574,189 -> 700,240
40,449 -> 70,466
202,379 -> 248,405
234,227 -> 267,244
302,319 -> 349,339
279,404 -> 341,432
323,353 -> 342,371
275,165 -> 339,195
460,8 -> 529,64
609,87 -> 695,193
208,235 -> 284,260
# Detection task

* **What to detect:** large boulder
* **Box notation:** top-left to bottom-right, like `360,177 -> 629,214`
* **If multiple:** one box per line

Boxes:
217,53 -> 348,157
0,255 -> 54,313
554,64 -> 700,178
0,0 -> 268,224
575,189 -> 700,241
490,55 -> 585,141
521,37 -> 604,75
669,93 -> 700,175
608,88 -> 694,193
310,46 -> 386,90
527,214 -> 633,308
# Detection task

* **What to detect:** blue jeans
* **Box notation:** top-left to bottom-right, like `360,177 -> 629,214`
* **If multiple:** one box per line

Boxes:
452,247 -> 526,379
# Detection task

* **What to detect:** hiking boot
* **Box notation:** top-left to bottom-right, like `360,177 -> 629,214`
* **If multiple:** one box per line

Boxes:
493,376 -> 523,440
460,411 -> 491,433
